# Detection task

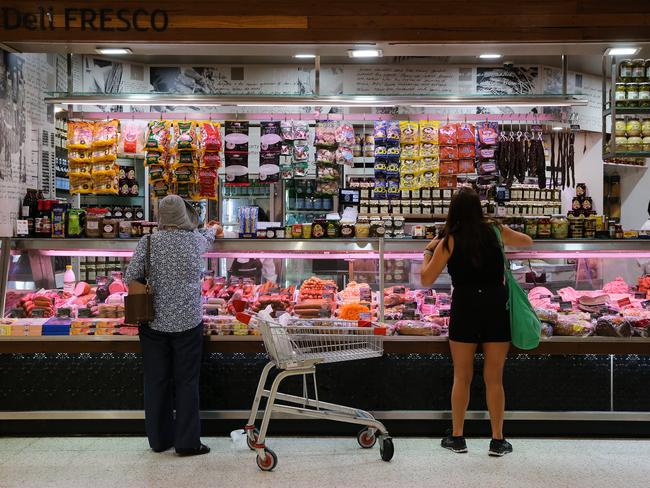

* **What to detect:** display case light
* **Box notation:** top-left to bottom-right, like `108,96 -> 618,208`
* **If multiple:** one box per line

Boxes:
348,49 -> 383,58
605,47 -> 640,56
96,47 -> 132,55
294,54 -> 317,59
479,53 -> 502,59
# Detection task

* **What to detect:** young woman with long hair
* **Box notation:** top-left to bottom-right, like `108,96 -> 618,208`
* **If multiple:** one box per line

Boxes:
420,187 -> 532,456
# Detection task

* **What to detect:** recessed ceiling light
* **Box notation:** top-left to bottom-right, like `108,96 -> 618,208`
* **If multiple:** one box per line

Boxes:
605,47 -> 640,56
96,47 -> 132,55
294,54 -> 317,59
348,49 -> 383,58
479,53 -> 502,59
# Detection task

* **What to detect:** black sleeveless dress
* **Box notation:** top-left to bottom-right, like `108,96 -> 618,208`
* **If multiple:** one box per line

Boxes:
446,230 -> 511,343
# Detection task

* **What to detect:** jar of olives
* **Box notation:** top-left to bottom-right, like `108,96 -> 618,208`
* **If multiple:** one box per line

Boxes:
633,59 -> 646,80
639,83 -> 650,107
642,119 -> 650,137
524,217 -> 538,239
626,83 -> 639,107
614,117 -> 626,136
628,136 -> 643,151
626,117 -> 642,137
615,83 -> 627,106
643,136 -> 650,151
619,59 -> 634,81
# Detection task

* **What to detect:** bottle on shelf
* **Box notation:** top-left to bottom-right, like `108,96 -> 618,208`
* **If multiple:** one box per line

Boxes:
63,265 -> 76,293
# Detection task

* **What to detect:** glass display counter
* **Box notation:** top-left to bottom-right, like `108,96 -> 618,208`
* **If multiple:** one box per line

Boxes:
1,237 -> 649,432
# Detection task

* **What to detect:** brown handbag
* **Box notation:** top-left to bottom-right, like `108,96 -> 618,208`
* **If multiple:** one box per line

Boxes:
125,235 -> 154,325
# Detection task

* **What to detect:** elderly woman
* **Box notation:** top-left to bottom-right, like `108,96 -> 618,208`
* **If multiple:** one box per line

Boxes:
125,195 -> 217,456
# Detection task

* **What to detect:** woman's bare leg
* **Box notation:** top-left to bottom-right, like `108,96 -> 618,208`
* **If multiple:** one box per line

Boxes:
449,340 -> 478,436
482,342 -> 510,439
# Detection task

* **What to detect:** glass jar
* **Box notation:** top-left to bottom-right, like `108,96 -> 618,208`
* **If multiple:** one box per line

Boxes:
340,222 -> 355,238
614,117 -> 626,137
537,216 -> 552,239
639,83 -> 650,106
633,59 -> 646,80
326,219 -> 341,238
85,208 -> 108,238
626,117 -> 642,137
354,217 -> 370,238
643,136 -> 650,151
118,220 -> 131,239
551,215 -> 569,239
291,224 -> 303,238
569,215 -> 585,239
584,216 -> 597,239
627,136 -> 643,151
626,83 -> 639,107
524,217 -> 538,239
311,219 -> 327,239
642,119 -> 650,137
619,59 -> 634,81
101,218 -> 119,239
615,83 -> 627,105
646,59 -> 650,81
369,217 -> 385,238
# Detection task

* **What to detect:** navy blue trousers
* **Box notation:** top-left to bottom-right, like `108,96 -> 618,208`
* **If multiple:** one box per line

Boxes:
139,323 -> 203,451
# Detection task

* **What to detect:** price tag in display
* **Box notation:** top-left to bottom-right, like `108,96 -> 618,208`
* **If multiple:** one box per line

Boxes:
641,300 -> 650,310
438,308 -> 451,317
634,292 -> 647,300
559,301 -> 573,311
551,295 -> 563,303
617,297 -> 632,308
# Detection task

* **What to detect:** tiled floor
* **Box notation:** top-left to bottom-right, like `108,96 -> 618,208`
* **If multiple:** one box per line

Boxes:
1,436 -> 649,488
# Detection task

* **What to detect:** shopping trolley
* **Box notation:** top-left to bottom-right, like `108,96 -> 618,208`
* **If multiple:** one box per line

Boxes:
239,313 -> 394,471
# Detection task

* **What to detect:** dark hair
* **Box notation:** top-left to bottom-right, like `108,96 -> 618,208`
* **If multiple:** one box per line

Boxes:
440,187 -> 499,267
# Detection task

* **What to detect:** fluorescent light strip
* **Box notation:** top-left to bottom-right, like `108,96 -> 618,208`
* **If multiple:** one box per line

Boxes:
479,54 -> 502,59
348,49 -> 383,58
96,47 -> 132,55
293,54 -> 317,59
606,47 -> 640,56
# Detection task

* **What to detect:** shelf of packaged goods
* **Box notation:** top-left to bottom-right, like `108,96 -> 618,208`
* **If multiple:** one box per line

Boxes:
1,335 -> 649,355
603,151 -> 650,159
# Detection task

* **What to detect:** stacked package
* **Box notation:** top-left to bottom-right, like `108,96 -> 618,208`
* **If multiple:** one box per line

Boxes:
314,121 -> 348,196
373,121 -> 401,199
224,120 -> 250,186
258,121 -> 282,184
68,120 -> 120,195
280,119 -> 310,179
144,120 -> 172,198
170,120 -> 199,199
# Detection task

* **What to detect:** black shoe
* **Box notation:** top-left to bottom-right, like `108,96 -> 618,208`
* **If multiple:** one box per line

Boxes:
489,439 -> 513,457
441,434 -> 468,453
176,443 -> 210,457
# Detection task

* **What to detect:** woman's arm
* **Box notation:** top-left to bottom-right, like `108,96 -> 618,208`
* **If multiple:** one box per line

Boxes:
420,236 -> 453,287
196,225 -> 218,253
124,237 -> 147,283
500,225 -> 533,247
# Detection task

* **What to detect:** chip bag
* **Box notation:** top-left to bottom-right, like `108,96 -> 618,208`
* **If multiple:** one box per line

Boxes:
68,121 -> 94,150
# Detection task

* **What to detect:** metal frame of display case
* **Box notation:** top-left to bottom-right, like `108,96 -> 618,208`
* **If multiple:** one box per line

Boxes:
2,237 -> 650,423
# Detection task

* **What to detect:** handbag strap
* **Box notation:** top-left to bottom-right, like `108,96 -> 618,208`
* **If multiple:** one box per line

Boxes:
493,225 -> 509,273
145,235 -> 151,282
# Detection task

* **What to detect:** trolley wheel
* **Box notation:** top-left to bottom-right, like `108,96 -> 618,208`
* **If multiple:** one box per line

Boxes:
380,437 -> 394,462
256,448 -> 278,472
246,428 -> 260,451
357,428 -> 377,449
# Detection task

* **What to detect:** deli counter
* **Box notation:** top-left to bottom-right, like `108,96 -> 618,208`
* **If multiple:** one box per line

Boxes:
1,237 -> 649,433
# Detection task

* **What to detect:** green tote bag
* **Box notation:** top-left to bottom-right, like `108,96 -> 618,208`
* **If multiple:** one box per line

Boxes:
494,227 -> 541,350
